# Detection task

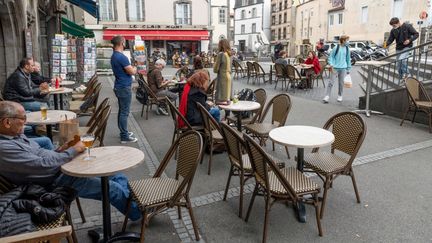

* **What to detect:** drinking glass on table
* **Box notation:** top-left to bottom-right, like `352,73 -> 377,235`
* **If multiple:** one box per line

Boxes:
40,104 -> 48,120
81,134 -> 95,160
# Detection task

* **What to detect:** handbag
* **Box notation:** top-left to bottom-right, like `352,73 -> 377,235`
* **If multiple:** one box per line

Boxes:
344,74 -> 353,88
58,117 -> 79,146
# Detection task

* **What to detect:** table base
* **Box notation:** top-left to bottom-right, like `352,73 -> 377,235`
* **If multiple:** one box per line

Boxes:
296,148 -> 306,223
353,109 -> 384,118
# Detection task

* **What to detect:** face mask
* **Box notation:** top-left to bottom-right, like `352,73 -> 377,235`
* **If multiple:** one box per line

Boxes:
345,41 -> 350,45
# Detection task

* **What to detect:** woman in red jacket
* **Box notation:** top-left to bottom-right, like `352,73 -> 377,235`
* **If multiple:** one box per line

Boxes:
303,51 -> 321,89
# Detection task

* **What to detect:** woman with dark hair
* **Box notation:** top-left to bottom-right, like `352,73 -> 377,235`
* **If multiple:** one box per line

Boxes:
213,39 -> 232,105
178,71 -> 220,127
192,56 -> 210,78
302,50 -> 321,89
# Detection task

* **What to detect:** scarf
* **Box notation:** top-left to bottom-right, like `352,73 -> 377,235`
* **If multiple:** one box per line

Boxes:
178,83 -> 191,128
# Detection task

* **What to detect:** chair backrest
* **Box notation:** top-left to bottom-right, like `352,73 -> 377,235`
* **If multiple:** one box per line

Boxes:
83,83 -> 102,111
142,79 -> 159,100
93,105 -> 111,147
286,64 -> 302,80
243,134 -> 297,199
252,88 -> 267,122
323,112 -> 367,165
405,77 -> 432,103
253,62 -> 265,74
259,94 -> 291,126
246,62 -> 255,74
298,57 -> 305,63
274,63 -> 285,77
196,103 -> 221,138
318,61 -> 327,75
82,79 -> 99,100
153,131 -> 203,205
165,98 -> 193,130
86,98 -> 110,131
207,78 -> 216,99
220,122 -> 245,169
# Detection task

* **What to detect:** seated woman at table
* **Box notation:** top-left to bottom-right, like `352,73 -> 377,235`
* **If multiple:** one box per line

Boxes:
192,56 -> 210,78
178,71 -> 220,127
302,51 -> 321,89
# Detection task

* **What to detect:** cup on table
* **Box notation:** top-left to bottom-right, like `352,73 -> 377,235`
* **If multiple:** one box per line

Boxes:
81,134 -> 95,160
40,104 -> 48,120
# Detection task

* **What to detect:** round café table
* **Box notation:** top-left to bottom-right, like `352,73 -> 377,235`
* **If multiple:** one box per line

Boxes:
61,146 -> 145,243
269,125 -> 334,223
49,87 -> 73,110
60,80 -> 76,86
219,100 -> 261,131
26,110 -> 76,141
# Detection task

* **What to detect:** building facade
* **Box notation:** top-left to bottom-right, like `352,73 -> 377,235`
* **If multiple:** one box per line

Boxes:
233,0 -> 271,53
270,0 -> 296,56
82,0 -> 210,63
210,0 -> 229,50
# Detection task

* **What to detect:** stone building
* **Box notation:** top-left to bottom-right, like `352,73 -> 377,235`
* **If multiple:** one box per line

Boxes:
270,0 -> 296,56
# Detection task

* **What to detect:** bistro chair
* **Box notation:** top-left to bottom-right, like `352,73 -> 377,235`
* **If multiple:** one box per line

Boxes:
226,88 -> 267,127
121,131 -> 203,242
91,105 -> 111,147
69,82 -> 102,116
246,61 -> 257,84
220,123 -> 254,218
303,112 -> 367,219
244,94 -> 292,158
400,77 -> 432,133
196,103 -> 225,175
206,78 -> 216,102
78,98 -> 110,135
232,60 -> 245,79
71,75 -> 98,101
243,134 -> 323,243
312,60 -> 327,88
274,63 -> 289,90
286,65 -> 308,92
0,225 -> 73,243
0,176 -> 82,243
253,62 -> 268,85
139,78 -> 166,120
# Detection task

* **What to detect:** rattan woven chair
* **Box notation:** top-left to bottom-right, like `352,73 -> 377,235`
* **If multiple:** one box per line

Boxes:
243,134 -> 323,243
313,61 -> 326,88
139,78 -> 166,120
303,112 -> 367,219
121,131 -> 203,242
244,93 -> 292,158
400,77 -> 432,133
232,60 -> 245,79
206,78 -> 216,102
286,65 -> 308,92
0,225 -> 73,243
220,123 -> 254,218
246,61 -> 257,84
0,176 -> 79,243
226,88 -> 267,127
274,63 -> 289,90
196,103 -> 224,175
253,62 -> 268,85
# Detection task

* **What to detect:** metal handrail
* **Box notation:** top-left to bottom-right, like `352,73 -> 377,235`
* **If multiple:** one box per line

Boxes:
378,40 -> 432,61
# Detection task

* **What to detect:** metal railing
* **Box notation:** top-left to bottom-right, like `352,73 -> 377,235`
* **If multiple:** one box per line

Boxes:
367,40 -> 432,93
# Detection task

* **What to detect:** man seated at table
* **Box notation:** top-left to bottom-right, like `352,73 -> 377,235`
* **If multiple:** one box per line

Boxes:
2,58 -> 49,111
0,101 -> 141,221
31,61 -> 55,85
275,51 -> 288,66
147,59 -> 178,116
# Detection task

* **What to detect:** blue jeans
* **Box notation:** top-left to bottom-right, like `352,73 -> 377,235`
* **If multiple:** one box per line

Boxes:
114,87 -> 132,141
31,137 -> 54,150
209,107 -> 221,122
396,47 -> 410,79
54,173 -> 141,221
21,101 -> 47,112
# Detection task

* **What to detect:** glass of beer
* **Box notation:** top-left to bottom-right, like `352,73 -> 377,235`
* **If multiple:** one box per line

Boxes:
81,134 -> 95,160
40,104 -> 48,120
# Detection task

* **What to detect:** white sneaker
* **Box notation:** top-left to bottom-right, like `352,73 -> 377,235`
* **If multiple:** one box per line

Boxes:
337,96 -> 343,102
322,96 -> 329,103
121,136 -> 138,144
128,132 -> 134,137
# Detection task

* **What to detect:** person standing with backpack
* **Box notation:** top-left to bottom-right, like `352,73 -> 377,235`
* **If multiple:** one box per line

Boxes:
323,35 -> 351,103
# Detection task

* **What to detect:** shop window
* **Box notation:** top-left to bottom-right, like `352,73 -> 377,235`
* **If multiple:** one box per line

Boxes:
99,0 -> 117,21
175,1 -> 191,25
126,0 -> 145,21
219,8 -> 226,24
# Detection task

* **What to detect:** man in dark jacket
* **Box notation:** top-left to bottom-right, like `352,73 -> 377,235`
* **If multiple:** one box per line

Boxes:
2,58 -> 49,111
31,61 -> 53,86
385,17 -> 419,79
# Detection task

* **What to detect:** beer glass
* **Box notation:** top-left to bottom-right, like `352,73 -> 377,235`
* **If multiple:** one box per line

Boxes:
40,104 -> 48,120
81,134 -> 95,160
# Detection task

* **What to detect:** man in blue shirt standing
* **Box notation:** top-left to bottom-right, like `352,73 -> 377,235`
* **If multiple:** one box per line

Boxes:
111,36 -> 138,143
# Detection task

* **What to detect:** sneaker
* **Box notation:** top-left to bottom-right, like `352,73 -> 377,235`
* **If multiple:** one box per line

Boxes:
158,107 -> 169,116
322,95 -> 329,103
121,136 -> 138,144
337,96 -> 343,102
128,132 -> 135,138
155,108 -> 161,115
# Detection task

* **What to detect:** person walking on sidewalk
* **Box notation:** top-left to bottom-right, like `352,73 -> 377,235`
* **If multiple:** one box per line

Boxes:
110,35 -> 138,144
385,17 -> 419,80
323,35 -> 351,103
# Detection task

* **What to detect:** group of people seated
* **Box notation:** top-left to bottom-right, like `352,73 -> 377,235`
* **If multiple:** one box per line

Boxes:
275,50 -> 321,89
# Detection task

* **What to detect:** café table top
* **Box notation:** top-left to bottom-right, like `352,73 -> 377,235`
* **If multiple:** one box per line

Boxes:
60,80 -> 76,86
269,125 -> 335,148
61,146 -> 145,177
219,100 -> 261,112
26,110 -> 76,125
295,64 -> 314,69
49,87 -> 73,94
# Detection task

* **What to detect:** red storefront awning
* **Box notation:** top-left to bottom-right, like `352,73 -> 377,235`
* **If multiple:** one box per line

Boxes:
103,30 -> 209,41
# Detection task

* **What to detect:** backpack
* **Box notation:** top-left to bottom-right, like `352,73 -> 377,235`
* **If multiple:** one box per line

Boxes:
235,88 -> 257,119
334,44 -> 349,59
136,80 -> 148,105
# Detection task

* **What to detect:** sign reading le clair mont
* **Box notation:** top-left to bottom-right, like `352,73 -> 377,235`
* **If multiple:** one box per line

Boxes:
104,24 -> 210,30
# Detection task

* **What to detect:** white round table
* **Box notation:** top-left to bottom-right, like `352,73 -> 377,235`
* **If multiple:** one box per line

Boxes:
49,87 -> 73,110
61,146 -> 144,242
26,110 -> 76,140
60,80 -> 76,86
219,101 -> 261,131
269,125 -> 334,223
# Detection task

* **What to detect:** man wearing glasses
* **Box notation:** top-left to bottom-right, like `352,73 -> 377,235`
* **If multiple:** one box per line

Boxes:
0,101 -> 141,221
2,58 -> 49,111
